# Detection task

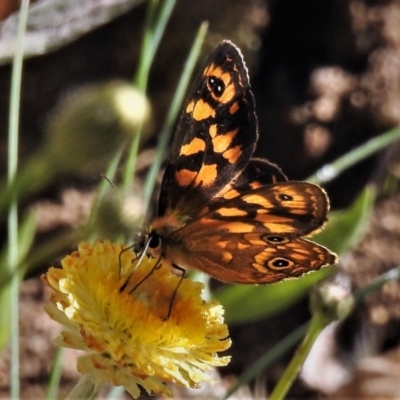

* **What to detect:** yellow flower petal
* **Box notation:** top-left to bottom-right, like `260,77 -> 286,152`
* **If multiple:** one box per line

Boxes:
42,240 -> 231,398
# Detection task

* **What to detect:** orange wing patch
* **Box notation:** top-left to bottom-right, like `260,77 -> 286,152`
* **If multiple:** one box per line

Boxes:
195,164 -> 218,187
180,137 -> 206,156
216,207 -> 248,217
175,169 -> 197,187
222,144 -> 242,163
212,129 -> 238,153
229,101 -> 239,114
191,99 -> 216,121
175,164 -> 218,188
209,124 -> 218,138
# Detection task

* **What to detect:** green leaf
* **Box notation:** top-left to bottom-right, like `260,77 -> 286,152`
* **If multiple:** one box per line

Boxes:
215,266 -> 334,324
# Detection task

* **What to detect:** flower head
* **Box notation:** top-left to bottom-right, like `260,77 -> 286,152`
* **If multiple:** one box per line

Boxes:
42,240 -> 231,398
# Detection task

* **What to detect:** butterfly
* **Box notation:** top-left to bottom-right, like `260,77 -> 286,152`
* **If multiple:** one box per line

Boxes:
137,40 -> 337,285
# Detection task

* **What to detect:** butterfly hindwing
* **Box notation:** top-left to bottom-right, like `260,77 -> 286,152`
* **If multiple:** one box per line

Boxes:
164,180 -> 336,283
166,231 -> 336,284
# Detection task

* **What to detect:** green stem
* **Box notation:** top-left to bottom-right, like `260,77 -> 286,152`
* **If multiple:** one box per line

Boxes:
8,1 -> 30,398
269,317 -> 325,400
308,126 -> 400,185
46,346 -> 64,400
134,0 -> 159,90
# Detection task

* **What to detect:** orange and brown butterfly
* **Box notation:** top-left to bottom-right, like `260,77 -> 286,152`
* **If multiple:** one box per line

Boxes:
139,40 -> 337,284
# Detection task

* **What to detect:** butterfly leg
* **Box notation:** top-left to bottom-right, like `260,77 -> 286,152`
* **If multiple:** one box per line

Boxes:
119,255 -> 163,294
119,246 -> 186,319
118,245 -> 136,280
166,264 -> 186,320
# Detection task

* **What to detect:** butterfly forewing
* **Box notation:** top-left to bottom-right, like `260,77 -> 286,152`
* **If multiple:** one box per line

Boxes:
158,41 -> 258,219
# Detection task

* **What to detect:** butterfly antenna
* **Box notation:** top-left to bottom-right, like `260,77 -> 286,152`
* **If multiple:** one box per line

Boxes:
118,234 -> 152,282
133,237 -> 152,272
100,173 -> 118,187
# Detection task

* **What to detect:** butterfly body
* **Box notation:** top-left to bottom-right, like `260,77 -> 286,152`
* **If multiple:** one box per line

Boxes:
142,40 -> 337,284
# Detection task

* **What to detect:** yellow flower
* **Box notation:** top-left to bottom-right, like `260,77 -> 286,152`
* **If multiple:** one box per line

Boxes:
41,240 -> 231,398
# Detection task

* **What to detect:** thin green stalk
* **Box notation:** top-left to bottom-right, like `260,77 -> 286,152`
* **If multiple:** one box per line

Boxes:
7,1 -> 30,398
142,22 -> 208,210
308,126 -> 400,185
134,0 -> 159,90
46,346 -> 64,400
269,318 -> 324,400
122,0 -> 176,191
134,0 -> 176,91
7,214 -> 19,400
223,322 -> 309,400
353,264 -> 400,302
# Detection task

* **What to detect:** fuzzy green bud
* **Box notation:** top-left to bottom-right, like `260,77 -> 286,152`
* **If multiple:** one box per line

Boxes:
93,189 -> 145,240
44,81 -> 150,174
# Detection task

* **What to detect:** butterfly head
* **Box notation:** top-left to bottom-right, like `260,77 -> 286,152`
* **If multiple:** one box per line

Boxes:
133,229 -> 162,257
137,213 -> 189,260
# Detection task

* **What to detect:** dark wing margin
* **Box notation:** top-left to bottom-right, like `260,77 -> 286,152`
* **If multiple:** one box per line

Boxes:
158,40 -> 258,218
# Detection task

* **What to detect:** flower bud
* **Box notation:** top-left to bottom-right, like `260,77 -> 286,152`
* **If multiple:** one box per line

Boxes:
310,279 -> 355,325
93,189 -> 145,240
44,81 -> 151,174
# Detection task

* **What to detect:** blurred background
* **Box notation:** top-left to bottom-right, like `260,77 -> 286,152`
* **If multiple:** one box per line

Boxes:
1,0 -> 400,398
